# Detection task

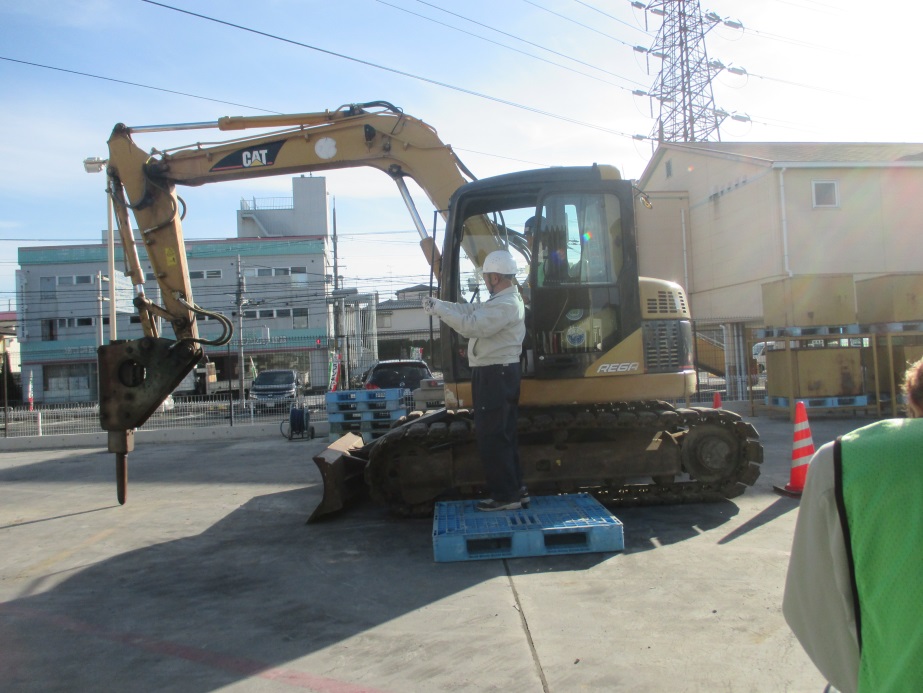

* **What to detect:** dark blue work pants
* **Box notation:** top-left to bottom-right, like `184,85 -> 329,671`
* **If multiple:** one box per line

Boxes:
471,363 -> 523,502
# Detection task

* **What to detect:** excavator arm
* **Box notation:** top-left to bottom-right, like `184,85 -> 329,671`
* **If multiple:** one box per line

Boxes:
99,101 -> 492,503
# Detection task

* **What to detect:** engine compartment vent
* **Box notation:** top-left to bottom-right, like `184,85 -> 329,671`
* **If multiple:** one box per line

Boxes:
647,290 -> 689,316
643,320 -> 685,373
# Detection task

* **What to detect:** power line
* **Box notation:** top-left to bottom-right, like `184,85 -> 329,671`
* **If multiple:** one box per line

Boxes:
402,0 -> 645,86
570,0 -> 650,34
522,0 -> 639,47
713,63 -> 851,97
140,1 -> 643,140
0,56 -> 280,114
374,0 -> 641,92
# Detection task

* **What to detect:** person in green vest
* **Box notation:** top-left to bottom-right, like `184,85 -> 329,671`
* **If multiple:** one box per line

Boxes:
783,357 -> 923,693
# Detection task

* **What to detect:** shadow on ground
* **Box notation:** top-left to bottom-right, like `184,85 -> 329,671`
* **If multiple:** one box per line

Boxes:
0,438 -> 743,692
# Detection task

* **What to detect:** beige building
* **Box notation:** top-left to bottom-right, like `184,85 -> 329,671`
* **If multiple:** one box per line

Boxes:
635,142 -> 923,392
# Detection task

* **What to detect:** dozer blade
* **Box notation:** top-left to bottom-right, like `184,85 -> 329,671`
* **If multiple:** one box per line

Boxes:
307,433 -> 370,523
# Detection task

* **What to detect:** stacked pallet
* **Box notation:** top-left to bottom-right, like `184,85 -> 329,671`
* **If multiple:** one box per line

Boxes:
760,275 -> 863,411
325,388 -> 407,443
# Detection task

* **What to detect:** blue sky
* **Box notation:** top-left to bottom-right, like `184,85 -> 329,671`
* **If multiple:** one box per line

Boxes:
1,0 -> 919,307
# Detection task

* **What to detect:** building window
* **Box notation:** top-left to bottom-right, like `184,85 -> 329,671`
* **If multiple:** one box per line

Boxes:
76,317 -> 93,327
206,269 -> 222,279
243,310 -> 257,319
45,363 -> 94,399
376,314 -> 392,329
274,268 -> 290,276
290,266 -> 309,285
41,277 -> 56,300
293,307 -> 309,328
57,275 -> 93,286
665,159 -> 673,178
258,309 -> 274,319
275,308 -> 292,318
189,270 -> 205,280
130,316 -> 141,324
145,272 -> 157,282
42,319 -> 57,341
257,268 -> 273,277
812,180 -> 839,208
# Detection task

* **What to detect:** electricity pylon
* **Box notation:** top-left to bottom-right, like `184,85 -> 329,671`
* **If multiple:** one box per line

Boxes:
646,0 -> 726,142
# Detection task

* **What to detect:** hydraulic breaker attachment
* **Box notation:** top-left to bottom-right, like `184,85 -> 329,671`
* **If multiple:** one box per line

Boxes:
98,336 -> 201,504
307,433 -> 370,523
98,336 -> 200,431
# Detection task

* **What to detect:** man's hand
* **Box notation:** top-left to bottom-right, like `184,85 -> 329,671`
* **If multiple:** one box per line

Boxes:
421,296 -> 439,315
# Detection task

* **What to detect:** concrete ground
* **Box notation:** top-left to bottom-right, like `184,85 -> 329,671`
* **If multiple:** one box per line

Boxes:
0,410 -> 874,692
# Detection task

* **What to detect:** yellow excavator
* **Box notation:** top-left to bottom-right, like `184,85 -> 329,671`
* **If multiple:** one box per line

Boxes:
98,101 -> 762,517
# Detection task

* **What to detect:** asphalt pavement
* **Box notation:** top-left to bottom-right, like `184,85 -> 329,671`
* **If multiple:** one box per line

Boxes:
0,410 -> 876,692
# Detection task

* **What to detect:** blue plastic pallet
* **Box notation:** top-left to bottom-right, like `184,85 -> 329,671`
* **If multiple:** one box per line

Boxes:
327,399 -> 406,413
328,408 -> 405,424
865,321 -> 923,333
767,395 -> 869,408
755,324 -> 861,338
433,493 -> 624,563
326,389 -> 408,417
326,389 -> 405,404
330,420 -> 397,432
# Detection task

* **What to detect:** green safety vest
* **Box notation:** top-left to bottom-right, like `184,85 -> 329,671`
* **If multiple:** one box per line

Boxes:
836,419 -> 923,692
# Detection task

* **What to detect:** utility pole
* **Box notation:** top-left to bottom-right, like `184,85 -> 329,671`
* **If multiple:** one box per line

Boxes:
332,196 -> 339,292
96,271 -> 110,348
2,339 -> 8,438
106,183 -> 117,340
331,197 -> 343,388
236,256 -> 248,403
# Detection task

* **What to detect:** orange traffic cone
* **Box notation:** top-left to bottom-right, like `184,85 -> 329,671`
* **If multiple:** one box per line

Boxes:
774,401 -> 815,497
712,391 -> 722,409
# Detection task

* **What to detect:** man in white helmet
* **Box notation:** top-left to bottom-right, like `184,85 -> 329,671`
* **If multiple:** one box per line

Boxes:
422,249 -> 526,511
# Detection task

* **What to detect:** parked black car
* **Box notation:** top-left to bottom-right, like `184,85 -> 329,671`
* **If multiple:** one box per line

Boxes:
362,360 -> 433,392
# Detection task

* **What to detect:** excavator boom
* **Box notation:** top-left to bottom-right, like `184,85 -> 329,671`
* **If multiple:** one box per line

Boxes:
99,102 -> 486,501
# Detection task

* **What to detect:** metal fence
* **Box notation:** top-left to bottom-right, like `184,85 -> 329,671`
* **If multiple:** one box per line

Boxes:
0,394 -> 332,440
1,372 -> 759,440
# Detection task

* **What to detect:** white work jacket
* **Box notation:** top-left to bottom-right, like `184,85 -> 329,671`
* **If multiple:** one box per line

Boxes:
433,286 -> 525,367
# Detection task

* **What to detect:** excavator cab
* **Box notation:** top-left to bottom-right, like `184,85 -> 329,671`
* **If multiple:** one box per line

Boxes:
439,166 -> 643,407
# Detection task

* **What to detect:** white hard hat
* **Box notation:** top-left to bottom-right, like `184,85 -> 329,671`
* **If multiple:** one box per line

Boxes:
483,250 -> 518,276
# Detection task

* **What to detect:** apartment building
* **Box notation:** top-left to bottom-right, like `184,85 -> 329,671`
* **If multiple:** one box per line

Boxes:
17,177 -> 334,403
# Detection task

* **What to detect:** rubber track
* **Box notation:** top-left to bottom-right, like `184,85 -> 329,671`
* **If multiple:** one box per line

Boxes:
366,401 -> 763,517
